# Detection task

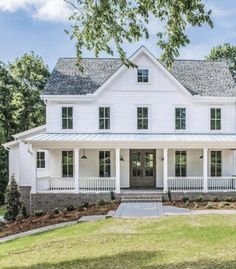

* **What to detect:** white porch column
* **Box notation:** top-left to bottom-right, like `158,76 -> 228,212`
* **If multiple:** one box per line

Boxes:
163,148 -> 168,192
203,148 -> 208,192
115,148 -> 121,193
31,148 -> 37,194
74,148 -> 80,192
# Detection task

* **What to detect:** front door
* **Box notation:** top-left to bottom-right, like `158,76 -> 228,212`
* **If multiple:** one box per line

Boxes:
130,149 -> 156,188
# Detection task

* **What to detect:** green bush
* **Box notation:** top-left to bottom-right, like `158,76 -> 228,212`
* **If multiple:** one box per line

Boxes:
66,205 -> 75,211
96,199 -> 105,207
195,196 -> 204,203
167,189 -> 172,202
212,197 -> 219,202
0,220 -> 5,228
4,175 -> 21,221
182,197 -> 189,203
34,210 -> 44,217
21,206 -> 27,218
110,191 -> 115,201
225,197 -> 233,202
51,207 -> 60,214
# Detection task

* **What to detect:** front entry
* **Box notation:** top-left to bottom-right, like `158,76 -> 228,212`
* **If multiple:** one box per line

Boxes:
130,149 -> 156,188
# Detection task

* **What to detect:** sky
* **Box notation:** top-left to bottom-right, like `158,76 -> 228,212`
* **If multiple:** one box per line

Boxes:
0,0 -> 236,70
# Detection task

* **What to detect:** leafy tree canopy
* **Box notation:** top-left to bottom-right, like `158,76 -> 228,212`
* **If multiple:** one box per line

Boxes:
66,0 -> 213,70
206,43 -> 236,80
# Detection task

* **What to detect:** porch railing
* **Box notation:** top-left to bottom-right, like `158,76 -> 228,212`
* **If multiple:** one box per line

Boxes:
79,177 -> 116,192
37,177 -> 75,192
208,177 -> 236,191
167,177 -> 204,192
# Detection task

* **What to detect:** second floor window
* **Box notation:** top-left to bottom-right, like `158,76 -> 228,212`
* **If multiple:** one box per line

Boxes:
37,151 -> 45,169
62,107 -> 73,129
175,151 -> 187,177
62,151 -> 73,177
99,107 -> 110,130
210,151 -> 221,176
175,107 -> 186,130
137,107 -> 148,130
137,69 -> 149,83
210,108 -> 221,130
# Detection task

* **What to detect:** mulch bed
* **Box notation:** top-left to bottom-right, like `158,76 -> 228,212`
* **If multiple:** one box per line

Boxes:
0,202 -> 119,238
163,201 -> 236,210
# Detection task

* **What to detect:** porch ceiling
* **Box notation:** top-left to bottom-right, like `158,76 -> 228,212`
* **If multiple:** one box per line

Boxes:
24,133 -> 236,148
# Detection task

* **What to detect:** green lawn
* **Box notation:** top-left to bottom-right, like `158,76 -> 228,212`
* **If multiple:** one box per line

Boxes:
0,215 -> 236,269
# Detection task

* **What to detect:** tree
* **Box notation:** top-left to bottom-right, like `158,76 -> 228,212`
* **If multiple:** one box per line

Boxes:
206,43 -> 236,80
4,174 -> 21,221
9,52 -> 50,132
66,0 -> 213,70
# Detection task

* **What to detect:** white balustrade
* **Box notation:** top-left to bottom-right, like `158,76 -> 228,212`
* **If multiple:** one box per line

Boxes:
208,177 -> 236,191
37,177 -> 75,192
167,177 -> 204,192
79,177 -> 116,192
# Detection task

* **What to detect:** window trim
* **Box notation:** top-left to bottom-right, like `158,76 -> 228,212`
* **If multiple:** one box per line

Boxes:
210,150 -> 222,177
99,151 -> 111,178
37,151 -> 46,169
62,150 -> 74,178
210,108 -> 221,131
61,106 -> 74,130
98,106 -> 111,131
137,68 -> 149,83
175,150 -> 187,177
137,106 -> 149,131
175,107 -> 186,130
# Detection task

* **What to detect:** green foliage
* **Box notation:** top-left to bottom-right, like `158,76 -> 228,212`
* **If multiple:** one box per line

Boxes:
66,0 -> 213,70
110,191 -> 115,201
34,210 -> 44,217
21,206 -> 28,218
206,43 -> 236,80
167,189 -> 172,202
66,204 -> 76,211
51,207 -> 60,215
96,199 -> 106,207
182,197 -> 189,203
4,175 -> 21,221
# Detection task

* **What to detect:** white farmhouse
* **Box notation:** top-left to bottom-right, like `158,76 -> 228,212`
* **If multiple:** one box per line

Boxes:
4,46 -> 236,213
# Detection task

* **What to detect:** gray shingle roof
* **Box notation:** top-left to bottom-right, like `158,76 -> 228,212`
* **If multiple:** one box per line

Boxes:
43,58 -> 236,97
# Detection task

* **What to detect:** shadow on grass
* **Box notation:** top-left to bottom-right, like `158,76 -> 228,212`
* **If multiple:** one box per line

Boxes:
3,251 -> 236,269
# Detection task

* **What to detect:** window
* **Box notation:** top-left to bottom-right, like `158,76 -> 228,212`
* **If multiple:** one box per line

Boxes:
99,107 -> 110,130
62,107 -> 73,129
210,151 -> 222,177
210,108 -> 221,130
137,107 -> 148,130
175,107 -> 186,130
62,151 -> 73,177
175,151 -> 187,177
137,69 -> 149,83
99,151 -> 111,177
37,151 -> 45,169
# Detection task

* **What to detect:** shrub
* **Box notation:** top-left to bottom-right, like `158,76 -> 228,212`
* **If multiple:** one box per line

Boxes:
4,175 -> 21,221
110,191 -> 115,201
21,206 -> 28,218
66,205 -> 75,211
96,199 -> 105,207
195,196 -> 204,203
212,197 -> 219,202
205,202 -> 214,209
51,207 -> 60,214
82,202 -> 89,208
34,210 -> 44,217
167,189 -> 172,202
0,220 -> 5,228
225,197 -> 233,202
182,197 -> 189,203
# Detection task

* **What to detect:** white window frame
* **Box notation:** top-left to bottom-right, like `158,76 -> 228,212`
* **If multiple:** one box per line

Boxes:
175,107 -> 186,130
99,107 -> 111,130
99,150 -> 111,177
210,108 -> 221,131
175,150 -> 187,177
136,106 -> 150,131
210,150 -> 222,177
62,150 -> 74,178
61,106 -> 74,130
37,150 -> 46,169
137,68 -> 149,83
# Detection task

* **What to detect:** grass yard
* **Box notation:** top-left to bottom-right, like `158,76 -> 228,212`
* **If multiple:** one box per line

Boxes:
0,215 -> 236,269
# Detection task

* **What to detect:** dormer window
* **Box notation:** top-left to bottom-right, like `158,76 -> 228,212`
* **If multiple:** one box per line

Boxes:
137,69 -> 149,83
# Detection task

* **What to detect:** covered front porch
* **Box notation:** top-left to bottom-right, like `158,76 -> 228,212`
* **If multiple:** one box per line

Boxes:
31,147 -> 236,194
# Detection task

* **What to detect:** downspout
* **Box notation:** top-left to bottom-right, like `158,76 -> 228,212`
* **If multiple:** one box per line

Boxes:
27,142 -> 33,155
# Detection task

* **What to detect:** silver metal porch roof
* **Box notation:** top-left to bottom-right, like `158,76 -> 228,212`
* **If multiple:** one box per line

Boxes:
25,133 -> 236,143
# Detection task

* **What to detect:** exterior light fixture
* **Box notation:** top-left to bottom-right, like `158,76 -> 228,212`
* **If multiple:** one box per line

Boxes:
81,149 -> 87,159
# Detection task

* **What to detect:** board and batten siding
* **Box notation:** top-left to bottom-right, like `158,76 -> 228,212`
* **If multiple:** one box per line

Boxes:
46,53 -> 236,134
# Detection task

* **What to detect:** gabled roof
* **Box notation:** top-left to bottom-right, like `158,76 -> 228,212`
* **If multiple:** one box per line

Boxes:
43,48 -> 236,97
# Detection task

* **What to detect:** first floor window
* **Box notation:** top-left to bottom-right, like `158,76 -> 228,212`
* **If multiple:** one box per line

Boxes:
62,107 -> 73,129
62,151 -> 73,177
99,151 -> 111,177
37,151 -> 45,168
210,108 -> 221,130
137,107 -> 148,130
210,151 -> 222,176
137,69 -> 149,83
99,107 -> 110,130
175,107 -> 186,130
175,151 -> 187,177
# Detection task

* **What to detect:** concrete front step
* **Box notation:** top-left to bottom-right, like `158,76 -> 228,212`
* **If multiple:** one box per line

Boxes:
121,193 -> 162,203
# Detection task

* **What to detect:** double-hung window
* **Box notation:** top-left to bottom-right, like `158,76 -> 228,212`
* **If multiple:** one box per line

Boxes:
62,151 -> 74,177
137,69 -> 149,83
99,151 -> 111,177
175,107 -> 186,130
99,107 -> 110,130
37,151 -> 45,169
137,107 -> 148,130
62,107 -> 73,129
210,108 -> 221,130
210,151 -> 222,177
175,151 -> 187,177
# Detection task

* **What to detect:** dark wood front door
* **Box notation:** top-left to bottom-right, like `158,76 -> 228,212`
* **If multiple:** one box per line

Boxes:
130,149 -> 156,188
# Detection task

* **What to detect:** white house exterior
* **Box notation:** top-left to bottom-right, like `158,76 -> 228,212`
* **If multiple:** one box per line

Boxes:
4,46 -> 236,213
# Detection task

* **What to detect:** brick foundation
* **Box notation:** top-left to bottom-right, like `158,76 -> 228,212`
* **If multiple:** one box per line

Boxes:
19,186 -> 31,215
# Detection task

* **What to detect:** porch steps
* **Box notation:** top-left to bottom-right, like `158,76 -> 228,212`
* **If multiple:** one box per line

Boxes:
121,193 -> 162,203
